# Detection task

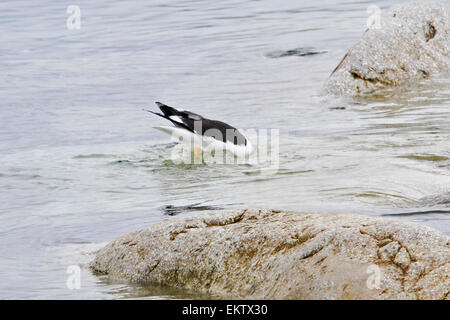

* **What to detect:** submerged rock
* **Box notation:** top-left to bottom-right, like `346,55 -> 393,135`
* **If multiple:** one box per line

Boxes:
90,209 -> 450,299
324,1 -> 450,96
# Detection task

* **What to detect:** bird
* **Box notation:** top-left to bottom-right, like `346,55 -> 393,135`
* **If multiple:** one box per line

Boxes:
144,102 -> 254,158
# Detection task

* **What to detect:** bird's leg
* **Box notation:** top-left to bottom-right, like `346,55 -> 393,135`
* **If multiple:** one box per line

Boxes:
193,147 -> 203,163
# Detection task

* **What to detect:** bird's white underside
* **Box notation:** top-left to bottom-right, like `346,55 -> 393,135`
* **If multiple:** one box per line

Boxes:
153,125 -> 254,157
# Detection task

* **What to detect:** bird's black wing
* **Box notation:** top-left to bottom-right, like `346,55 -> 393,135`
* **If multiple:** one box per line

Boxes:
150,102 -> 247,146
143,103 -> 194,132
200,119 -> 248,146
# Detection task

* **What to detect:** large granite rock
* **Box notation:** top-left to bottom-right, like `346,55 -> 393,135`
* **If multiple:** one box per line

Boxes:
324,1 -> 450,96
90,209 -> 450,299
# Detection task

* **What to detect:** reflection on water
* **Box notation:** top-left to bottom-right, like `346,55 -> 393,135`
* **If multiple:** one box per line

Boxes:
95,276 -> 219,300
0,0 -> 449,299
162,203 -> 225,216
382,209 -> 450,217
266,47 -> 327,58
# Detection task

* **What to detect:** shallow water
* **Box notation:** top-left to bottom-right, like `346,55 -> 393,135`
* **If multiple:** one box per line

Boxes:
1,0 -> 449,299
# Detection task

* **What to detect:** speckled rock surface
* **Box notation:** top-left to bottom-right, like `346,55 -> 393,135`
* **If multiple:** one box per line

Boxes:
90,209 -> 449,299
324,1 -> 450,96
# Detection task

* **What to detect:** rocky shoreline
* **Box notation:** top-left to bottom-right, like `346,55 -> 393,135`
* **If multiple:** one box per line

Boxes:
323,1 -> 449,96
90,209 -> 449,299
89,1 -> 450,300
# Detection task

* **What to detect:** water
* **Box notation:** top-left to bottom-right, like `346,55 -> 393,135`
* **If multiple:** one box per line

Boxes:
1,0 -> 449,299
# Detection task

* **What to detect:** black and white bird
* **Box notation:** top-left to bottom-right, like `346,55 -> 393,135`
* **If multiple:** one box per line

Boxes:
144,102 -> 254,157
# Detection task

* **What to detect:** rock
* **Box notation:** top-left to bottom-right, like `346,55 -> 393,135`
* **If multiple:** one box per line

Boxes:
394,247 -> 411,271
324,1 -> 450,96
90,209 -> 450,299
378,240 -> 401,262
